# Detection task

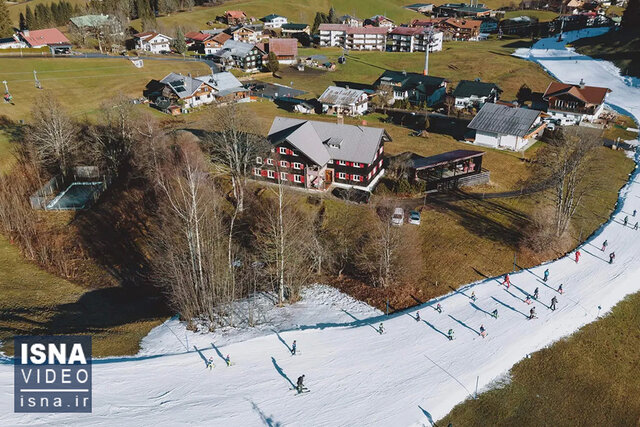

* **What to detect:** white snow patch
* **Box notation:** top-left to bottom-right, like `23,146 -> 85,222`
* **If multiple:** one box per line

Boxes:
1,29 -> 640,426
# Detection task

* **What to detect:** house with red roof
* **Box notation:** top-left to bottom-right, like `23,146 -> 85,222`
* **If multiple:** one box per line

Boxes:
184,31 -> 212,49
542,81 -> 611,125
134,32 -> 172,54
390,26 -> 443,52
18,29 -> 71,54
265,38 -> 298,64
225,10 -> 247,25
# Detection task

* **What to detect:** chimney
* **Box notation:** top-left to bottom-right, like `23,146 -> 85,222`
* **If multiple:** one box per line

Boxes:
578,78 -> 585,88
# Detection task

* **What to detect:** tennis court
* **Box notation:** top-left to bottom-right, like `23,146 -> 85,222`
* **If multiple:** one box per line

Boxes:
46,182 -> 104,210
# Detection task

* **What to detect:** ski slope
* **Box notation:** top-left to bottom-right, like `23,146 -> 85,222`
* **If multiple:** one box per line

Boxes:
1,29 -> 640,426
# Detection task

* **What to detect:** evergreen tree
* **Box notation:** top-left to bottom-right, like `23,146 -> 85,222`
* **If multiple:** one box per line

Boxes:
311,12 -> 328,34
328,6 -> 337,24
172,27 -> 186,53
266,51 -> 280,73
25,5 -> 34,30
19,12 -> 26,30
622,0 -> 640,30
516,83 -> 532,104
0,0 -> 12,38
50,2 -> 60,26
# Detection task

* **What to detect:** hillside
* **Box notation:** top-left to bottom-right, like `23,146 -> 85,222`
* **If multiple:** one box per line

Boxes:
573,29 -> 640,79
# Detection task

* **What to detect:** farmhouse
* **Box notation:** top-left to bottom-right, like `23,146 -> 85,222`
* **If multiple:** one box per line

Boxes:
229,26 -> 262,44
365,15 -> 395,29
211,39 -> 265,72
318,24 -> 388,51
374,71 -> 447,106
18,29 -> 72,54
69,14 -> 123,36
253,117 -> 390,191
184,31 -> 212,49
133,31 -> 172,54
318,86 -> 369,116
439,18 -> 482,40
261,14 -> 288,29
0,35 -> 26,49
264,38 -> 298,64
389,27 -> 443,52
158,73 -> 216,109
452,80 -> 502,109
338,15 -> 363,27
194,72 -> 249,104
467,103 -> 546,151
542,81 -> 611,125
224,10 -> 247,25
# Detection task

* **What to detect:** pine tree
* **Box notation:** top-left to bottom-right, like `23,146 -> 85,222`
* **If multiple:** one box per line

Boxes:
173,27 -> 186,53
19,12 -> 26,30
266,51 -> 279,73
328,6 -> 337,24
50,2 -> 60,26
25,5 -> 34,30
0,0 -> 13,38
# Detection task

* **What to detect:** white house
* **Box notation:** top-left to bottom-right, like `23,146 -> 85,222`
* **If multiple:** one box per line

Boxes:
261,14 -> 288,29
468,103 -> 546,151
0,35 -> 27,49
318,24 -> 387,51
134,32 -> 172,54
452,80 -> 502,110
389,26 -> 443,52
318,86 -> 369,116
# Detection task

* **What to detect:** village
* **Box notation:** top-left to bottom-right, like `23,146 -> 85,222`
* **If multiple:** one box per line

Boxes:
0,0 -> 639,424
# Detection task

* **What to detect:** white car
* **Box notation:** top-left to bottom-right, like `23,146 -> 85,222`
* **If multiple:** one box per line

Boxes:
408,210 -> 421,225
391,208 -> 404,226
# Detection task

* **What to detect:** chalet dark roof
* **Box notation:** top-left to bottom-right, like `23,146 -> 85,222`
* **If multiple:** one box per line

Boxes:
281,23 -> 309,30
267,117 -> 390,165
261,14 -> 285,21
468,103 -> 542,137
410,150 -> 484,170
452,80 -> 501,98
374,70 -> 446,96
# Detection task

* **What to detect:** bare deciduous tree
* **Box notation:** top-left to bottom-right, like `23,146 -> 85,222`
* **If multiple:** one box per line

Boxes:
357,206 -> 403,288
28,92 -> 78,174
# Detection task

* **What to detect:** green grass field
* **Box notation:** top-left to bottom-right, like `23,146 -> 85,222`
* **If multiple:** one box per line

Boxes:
0,57 -> 210,121
440,291 -> 640,426
262,37 -> 550,102
8,0 -> 90,23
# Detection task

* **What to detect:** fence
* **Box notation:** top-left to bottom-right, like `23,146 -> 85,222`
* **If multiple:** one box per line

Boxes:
29,166 -> 112,211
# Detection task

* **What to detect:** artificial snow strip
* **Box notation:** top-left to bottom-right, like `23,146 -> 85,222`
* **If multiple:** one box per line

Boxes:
1,29 -> 639,426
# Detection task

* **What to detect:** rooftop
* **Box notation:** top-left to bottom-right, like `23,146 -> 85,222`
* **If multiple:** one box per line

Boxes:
268,38 -> 298,57
281,23 -> 310,30
409,149 -> 485,170
452,80 -> 501,98
542,81 -> 610,105
318,86 -> 367,106
468,103 -> 542,137
20,28 -> 70,46
374,70 -> 447,95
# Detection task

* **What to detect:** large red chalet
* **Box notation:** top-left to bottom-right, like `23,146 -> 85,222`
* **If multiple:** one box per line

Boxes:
253,117 -> 391,191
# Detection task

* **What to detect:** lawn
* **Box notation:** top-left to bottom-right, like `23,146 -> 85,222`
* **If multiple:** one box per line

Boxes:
440,290 -> 640,426
503,10 -> 558,22
0,57 -> 211,121
8,0 -> 90,23
262,37 -> 550,101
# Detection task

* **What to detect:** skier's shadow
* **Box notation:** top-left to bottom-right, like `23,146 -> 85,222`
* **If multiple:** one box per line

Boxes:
581,248 -> 611,264
448,314 -> 480,336
341,309 -> 382,335
503,287 -> 526,303
273,330 -> 292,353
211,342 -> 227,363
469,302 -> 493,317
271,357 -> 295,389
448,285 -> 472,300
193,345 -> 209,367
418,405 -> 435,426
491,297 -> 528,318
422,320 -> 449,340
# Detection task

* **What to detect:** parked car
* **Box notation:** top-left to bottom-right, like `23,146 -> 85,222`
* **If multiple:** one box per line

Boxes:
408,210 -> 421,225
391,207 -> 404,226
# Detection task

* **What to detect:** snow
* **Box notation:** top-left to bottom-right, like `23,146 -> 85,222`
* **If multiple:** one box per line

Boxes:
1,29 -> 640,426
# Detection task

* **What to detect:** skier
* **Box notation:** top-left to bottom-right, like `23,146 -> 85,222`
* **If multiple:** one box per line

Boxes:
624,216 -> 628,226
528,307 -> 537,320
558,284 -> 564,294
436,303 -> 443,313
575,250 -> 581,263
378,322 -> 384,335
225,354 -> 232,366
415,311 -> 421,322
491,309 -> 498,318
609,252 -> 616,264
471,291 -> 477,301
447,329 -> 454,341
550,296 -> 558,311
479,324 -> 486,338
291,340 -> 297,355
634,209 -> 637,217
207,356 -> 215,371
533,287 -> 539,300
502,274 -> 511,288
524,295 -> 532,305
543,268 -> 550,282
601,240 -> 608,252
635,222 -> 639,231
296,375 -> 306,393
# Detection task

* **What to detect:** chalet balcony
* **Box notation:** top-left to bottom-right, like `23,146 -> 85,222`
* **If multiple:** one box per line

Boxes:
549,105 -> 596,115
